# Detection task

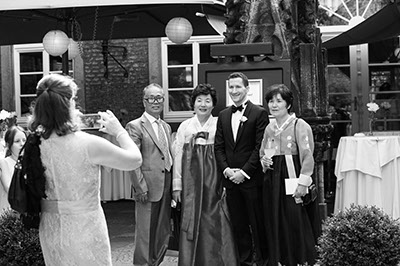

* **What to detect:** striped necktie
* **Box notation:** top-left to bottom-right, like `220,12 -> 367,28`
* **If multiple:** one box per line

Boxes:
156,120 -> 171,171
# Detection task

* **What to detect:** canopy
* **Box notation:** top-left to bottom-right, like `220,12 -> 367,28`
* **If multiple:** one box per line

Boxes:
0,0 -> 226,45
322,0 -> 400,49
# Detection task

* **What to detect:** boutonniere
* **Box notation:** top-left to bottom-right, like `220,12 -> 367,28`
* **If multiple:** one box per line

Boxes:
240,116 -> 248,123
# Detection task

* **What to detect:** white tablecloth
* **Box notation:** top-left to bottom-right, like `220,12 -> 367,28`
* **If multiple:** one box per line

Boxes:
99,134 -> 134,201
334,136 -> 400,219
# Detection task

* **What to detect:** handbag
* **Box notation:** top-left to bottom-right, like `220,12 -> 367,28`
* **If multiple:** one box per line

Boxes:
302,183 -> 318,205
8,145 -> 27,214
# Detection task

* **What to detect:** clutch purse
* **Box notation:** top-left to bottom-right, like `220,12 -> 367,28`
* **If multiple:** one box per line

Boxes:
302,184 -> 317,205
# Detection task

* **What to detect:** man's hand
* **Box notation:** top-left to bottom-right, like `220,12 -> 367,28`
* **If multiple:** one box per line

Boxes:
172,190 -> 181,203
229,170 -> 245,185
135,191 -> 148,204
224,168 -> 235,179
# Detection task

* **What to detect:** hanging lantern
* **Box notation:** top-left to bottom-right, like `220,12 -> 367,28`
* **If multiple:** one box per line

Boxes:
42,30 -> 69,56
68,39 -> 80,60
165,17 -> 193,44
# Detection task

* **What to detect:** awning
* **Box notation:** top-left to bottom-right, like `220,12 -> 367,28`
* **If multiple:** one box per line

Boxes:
0,0 -> 226,45
322,0 -> 400,49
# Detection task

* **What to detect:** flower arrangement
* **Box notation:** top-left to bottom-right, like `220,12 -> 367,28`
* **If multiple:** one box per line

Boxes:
366,102 -> 379,135
0,109 -> 17,132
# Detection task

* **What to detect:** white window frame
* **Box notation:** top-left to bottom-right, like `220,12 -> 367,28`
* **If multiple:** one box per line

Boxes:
161,35 -> 223,123
13,44 -> 73,123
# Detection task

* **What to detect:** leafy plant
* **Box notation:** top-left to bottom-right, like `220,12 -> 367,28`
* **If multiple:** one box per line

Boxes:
317,204 -> 400,266
0,209 -> 44,266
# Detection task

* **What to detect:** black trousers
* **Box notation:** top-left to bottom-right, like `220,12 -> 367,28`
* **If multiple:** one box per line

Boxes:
226,184 -> 268,266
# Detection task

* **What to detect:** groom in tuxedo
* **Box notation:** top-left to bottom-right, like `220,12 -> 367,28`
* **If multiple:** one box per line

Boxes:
215,72 -> 269,266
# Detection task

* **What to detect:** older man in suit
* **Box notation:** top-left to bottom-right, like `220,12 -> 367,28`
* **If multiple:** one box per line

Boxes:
215,72 -> 269,266
126,83 -> 173,266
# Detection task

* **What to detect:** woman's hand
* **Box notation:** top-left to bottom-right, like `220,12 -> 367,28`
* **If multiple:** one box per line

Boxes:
293,184 -> 308,198
97,110 -> 125,137
172,190 -> 181,203
260,155 -> 273,168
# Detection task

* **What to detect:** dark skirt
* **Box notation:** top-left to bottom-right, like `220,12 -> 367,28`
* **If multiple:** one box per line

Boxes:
178,142 -> 238,266
263,155 -> 318,266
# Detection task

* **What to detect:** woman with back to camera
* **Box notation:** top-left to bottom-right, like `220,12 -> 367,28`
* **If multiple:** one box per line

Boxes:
0,125 -> 27,213
172,83 -> 238,266
260,84 -> 318,266
27,74 -> 142,265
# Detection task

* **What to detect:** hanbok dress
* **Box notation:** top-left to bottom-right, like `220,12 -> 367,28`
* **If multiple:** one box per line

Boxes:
0,157 -> 16,213
260,115 -> 320,266
173,115 -> 238,266
39,131 -> 112,266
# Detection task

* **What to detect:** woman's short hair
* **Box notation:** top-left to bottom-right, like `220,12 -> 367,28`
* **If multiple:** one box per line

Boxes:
191,83 -> 218,108
265,84 -> 294,111
4,125 -> 26,157
29,74 -> 79,139
228,72 -> 249,87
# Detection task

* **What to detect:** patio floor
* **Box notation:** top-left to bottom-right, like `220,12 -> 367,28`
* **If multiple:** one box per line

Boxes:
102,199 -> 178,266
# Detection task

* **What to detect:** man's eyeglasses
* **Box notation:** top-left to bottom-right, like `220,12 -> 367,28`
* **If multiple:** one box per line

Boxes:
144,96 -> 165,104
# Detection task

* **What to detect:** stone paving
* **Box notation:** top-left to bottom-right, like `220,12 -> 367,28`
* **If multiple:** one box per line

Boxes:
103,200 -> 178,266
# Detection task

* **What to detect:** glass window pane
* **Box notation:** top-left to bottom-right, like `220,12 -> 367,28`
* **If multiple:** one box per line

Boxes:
168,90 -> 192,111
168,44 -> 192,65
20,74 -> 42,95
50,56 -> 72,71
327,67 -> 351,94
20,97 -> 36,117
200,43 -> 220,63
168,67 -> 193,88
20,53 -> 43,72
327,47 -> 349,65
368,38 -> 400,64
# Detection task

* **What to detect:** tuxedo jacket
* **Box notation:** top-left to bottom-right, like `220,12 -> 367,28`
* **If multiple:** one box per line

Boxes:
126,114 -> 173,202
215,101 -> 269,188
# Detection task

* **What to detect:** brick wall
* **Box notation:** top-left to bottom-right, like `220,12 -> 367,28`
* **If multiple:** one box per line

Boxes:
81,38 -> 149,126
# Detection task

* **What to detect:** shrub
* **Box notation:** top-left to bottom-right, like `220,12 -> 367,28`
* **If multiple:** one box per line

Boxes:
317,204 -> 400,266
0,209 -> 44,266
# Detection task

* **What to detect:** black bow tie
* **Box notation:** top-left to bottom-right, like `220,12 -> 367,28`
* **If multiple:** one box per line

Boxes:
232,105 -> 244,113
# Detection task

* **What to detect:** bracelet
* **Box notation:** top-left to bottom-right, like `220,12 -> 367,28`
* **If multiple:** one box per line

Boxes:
116,130 -> 129,141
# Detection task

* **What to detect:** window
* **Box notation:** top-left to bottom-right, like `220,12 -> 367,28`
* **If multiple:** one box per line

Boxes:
161,36 -> 223,122
13,44 -> 73,121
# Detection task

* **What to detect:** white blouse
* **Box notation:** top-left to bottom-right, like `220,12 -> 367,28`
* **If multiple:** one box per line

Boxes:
172,115 -> 218,191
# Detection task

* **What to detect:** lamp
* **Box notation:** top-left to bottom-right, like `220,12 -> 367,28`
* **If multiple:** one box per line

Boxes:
165,17 -> 193,44
42,30 -> 69,56
68,39 -> 80,60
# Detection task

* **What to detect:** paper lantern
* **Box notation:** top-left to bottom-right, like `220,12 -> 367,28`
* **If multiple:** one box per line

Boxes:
68,39 -> 80,60
165,17 -> 193,44
42,30 -> 69,56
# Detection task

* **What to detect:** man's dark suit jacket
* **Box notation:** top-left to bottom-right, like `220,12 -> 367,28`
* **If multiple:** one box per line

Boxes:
215,101 -> 269,188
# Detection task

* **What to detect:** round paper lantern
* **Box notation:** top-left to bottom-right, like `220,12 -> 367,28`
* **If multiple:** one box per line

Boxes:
68,39 -> 80,60
165,17 -> 193,44
42,30 -> 69,56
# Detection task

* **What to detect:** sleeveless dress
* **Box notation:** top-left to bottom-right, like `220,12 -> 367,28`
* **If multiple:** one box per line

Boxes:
39,131 -> 112,266
173,116 -> 238,266
0,157 -> 16,213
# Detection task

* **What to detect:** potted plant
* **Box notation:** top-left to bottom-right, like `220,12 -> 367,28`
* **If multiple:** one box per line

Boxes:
0,209 -> 44,266
317,204 -> 400,266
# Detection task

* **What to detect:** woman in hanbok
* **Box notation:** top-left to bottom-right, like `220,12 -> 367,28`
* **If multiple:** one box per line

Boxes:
27,74 -> 142,265
260,84 -> 319,266
172,83 -> 238,266
0,126 -> 26,214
